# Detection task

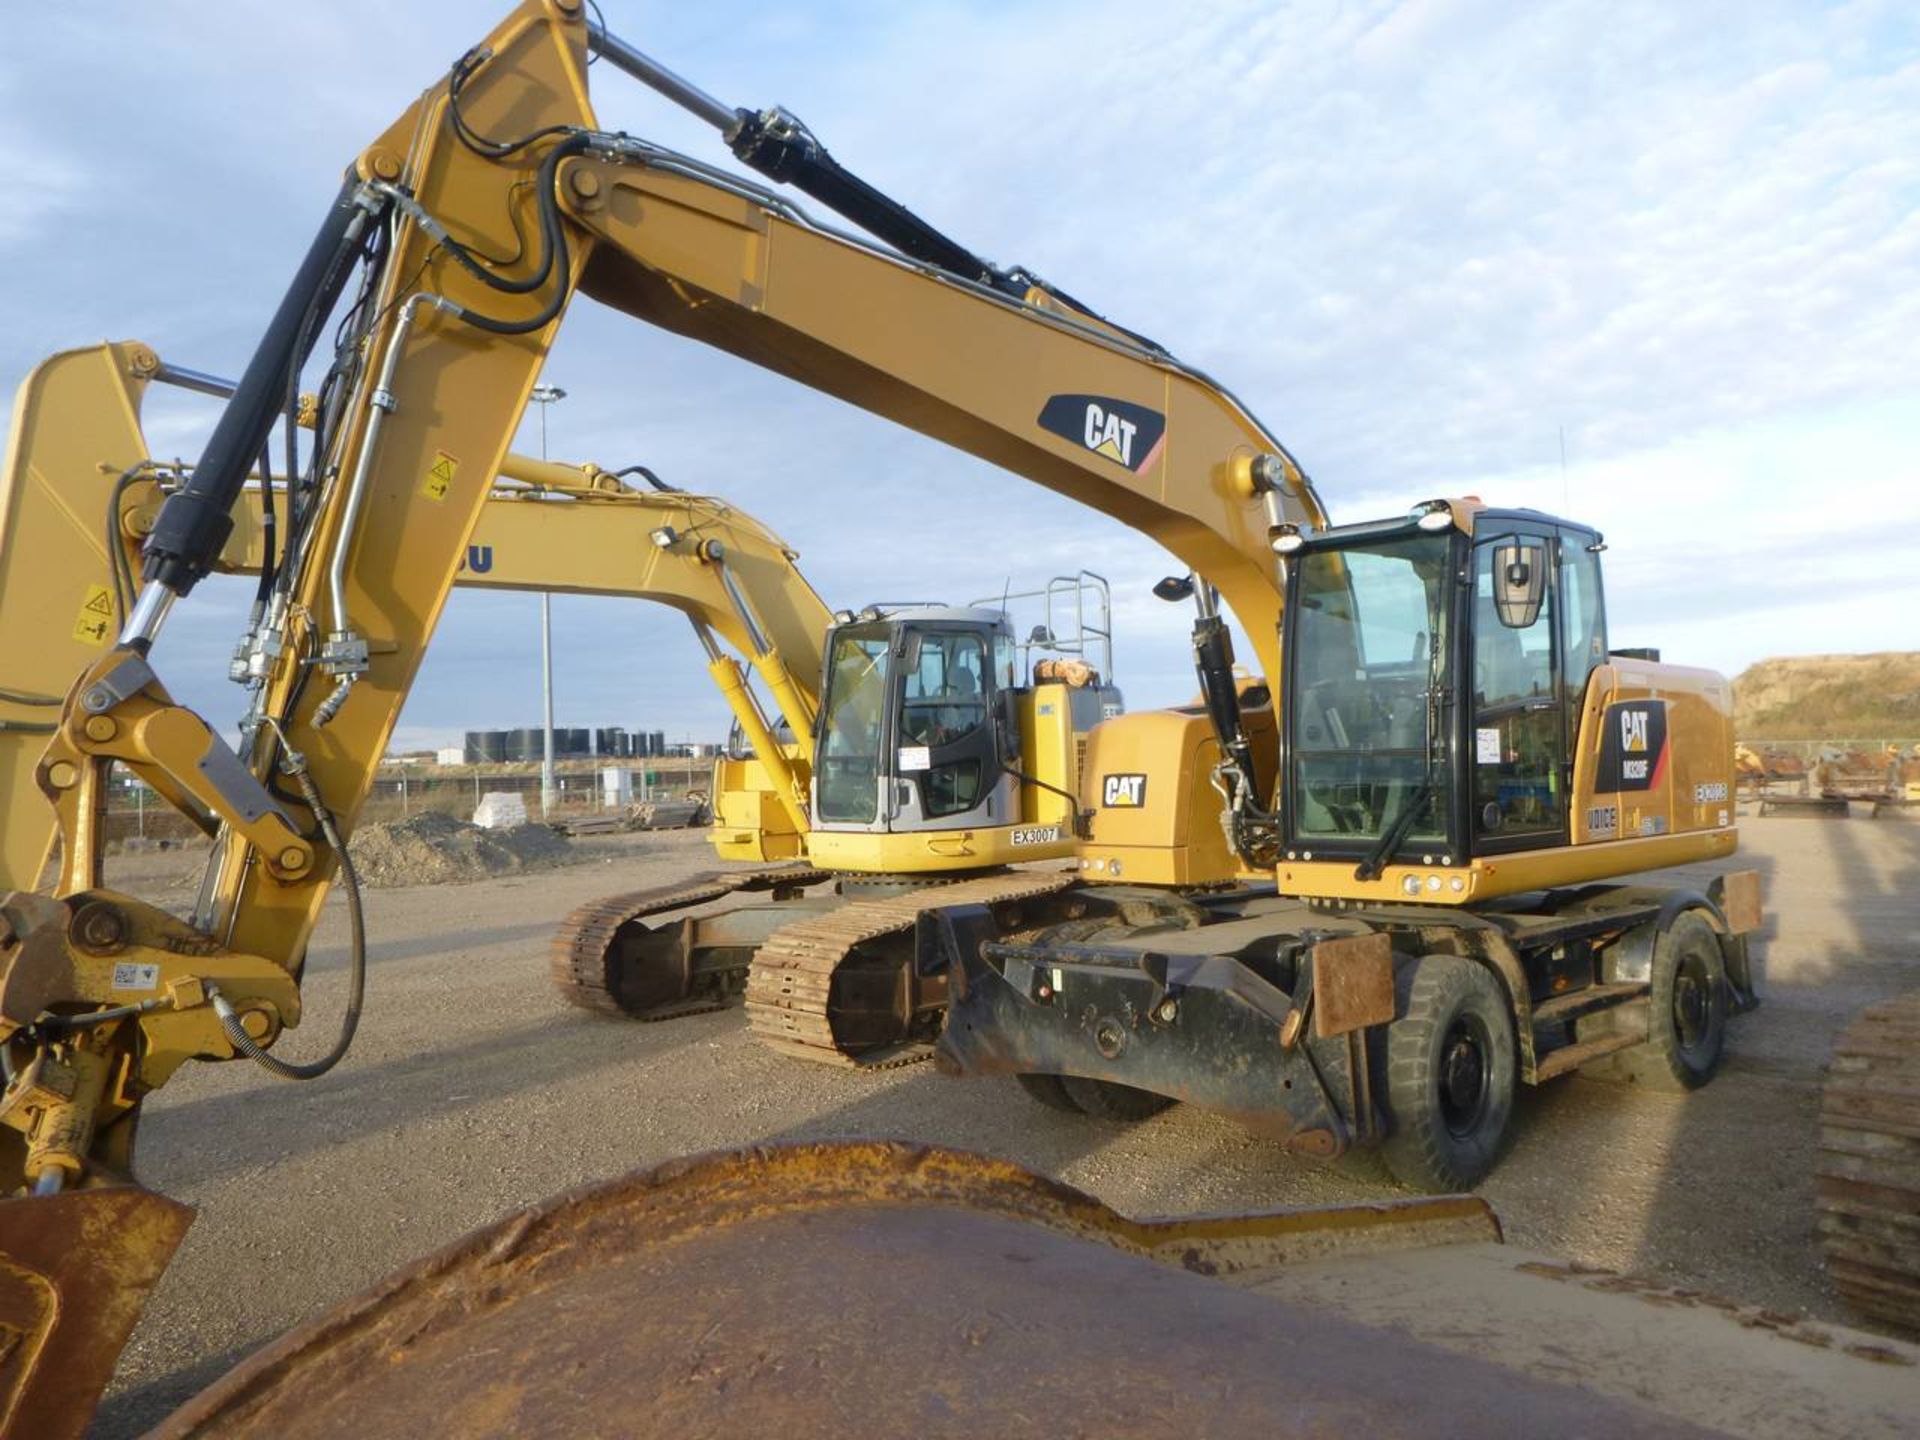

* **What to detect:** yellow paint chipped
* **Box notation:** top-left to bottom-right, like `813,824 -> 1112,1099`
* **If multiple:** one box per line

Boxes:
72,584 -> 114,646
422,451 -> 458,502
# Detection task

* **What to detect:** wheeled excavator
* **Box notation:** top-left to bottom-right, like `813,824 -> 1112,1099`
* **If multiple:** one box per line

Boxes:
0,6 -> 1910,1435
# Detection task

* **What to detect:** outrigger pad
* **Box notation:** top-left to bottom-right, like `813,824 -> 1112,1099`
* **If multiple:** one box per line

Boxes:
0,1184 -> 194,1440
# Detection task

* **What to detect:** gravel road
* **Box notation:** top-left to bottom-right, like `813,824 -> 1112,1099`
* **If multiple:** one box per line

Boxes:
89,814 -> 1920,1435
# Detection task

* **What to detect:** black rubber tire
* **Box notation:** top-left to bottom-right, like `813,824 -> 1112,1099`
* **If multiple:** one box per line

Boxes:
1059,1076 -> 1175,1122
1380,955 -> 1517,1193
1015,1073 -> 1085,1113
1645,910 -> 1729,1091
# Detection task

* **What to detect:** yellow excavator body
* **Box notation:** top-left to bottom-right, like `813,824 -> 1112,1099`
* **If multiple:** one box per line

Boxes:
1073,684 -> 1276,887
0,5 -> 1831,1433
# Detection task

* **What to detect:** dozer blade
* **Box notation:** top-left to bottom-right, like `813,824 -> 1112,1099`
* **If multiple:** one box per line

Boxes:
0,1185 -> 193,1440
152,1142 -> 1713,1438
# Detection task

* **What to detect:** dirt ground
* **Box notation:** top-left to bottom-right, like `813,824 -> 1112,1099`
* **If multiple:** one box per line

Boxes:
87,813 -> 1919,1435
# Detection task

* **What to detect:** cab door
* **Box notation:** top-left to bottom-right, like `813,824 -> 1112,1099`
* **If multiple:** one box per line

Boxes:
1469,523 -> 1567,850
890,626 -> 1015,832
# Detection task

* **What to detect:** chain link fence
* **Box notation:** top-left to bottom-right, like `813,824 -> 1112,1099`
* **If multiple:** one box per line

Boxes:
102,759 -> 713,843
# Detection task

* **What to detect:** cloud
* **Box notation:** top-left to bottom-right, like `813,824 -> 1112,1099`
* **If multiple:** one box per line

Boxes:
2,0 -> 1914,750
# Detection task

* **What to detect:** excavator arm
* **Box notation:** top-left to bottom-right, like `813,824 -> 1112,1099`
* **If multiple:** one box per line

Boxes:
0,4 -> 1322,1431
0,339 -> 831,896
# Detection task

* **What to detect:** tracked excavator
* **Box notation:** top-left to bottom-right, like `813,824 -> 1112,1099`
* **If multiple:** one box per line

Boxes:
2,338 -> 1121,1056
1,6 -> 1912,1435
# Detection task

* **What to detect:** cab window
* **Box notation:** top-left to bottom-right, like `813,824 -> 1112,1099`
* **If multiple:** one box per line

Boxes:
901,632 -> 987,748
1559,538 -> 1606,704
1471,536 -> 1563,843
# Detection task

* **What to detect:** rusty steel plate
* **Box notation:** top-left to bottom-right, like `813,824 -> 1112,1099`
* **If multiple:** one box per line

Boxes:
1719,869 -> 1764,936
0,1184 -> 193,1440
1313,932 -> 1396,1039
154,1142 -> 1714,1438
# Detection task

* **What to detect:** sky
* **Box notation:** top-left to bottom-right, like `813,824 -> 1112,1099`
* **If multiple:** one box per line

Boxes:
2,0 -> 1915,751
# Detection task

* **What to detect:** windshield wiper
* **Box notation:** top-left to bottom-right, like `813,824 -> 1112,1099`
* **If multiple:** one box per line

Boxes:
1353,771 -> 1435,882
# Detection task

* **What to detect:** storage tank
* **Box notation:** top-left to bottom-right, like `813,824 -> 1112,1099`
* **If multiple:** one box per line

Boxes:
465,730 -> 509,764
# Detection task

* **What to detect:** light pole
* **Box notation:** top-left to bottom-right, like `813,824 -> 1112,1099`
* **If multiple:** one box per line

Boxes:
530,384 -> 567,816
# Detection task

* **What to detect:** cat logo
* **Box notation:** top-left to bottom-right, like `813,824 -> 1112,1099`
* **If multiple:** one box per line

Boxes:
1620,709 -> 1649,752
1037,394 -> 1167,474
1596,700 -> 1668,793
1102,773 -> 1147,808
1619,709 -> 1650,780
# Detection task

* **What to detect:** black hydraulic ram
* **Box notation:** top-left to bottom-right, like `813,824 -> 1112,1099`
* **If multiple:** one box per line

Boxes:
134,178 -> 381,619
586,19 -> 1136,330
1191,589 -> 1259,793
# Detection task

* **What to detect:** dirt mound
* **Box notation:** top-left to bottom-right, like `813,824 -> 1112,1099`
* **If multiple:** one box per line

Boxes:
347,810 -> 573,889
1734,652 -> 1920,740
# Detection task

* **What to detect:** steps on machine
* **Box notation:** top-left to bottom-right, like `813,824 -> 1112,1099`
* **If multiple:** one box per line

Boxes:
1530,983 -> 1651,1081
1531,981 -> 1647,1029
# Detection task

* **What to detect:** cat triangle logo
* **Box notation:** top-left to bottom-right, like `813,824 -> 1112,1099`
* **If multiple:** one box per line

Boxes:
1037,393 -> 1168,475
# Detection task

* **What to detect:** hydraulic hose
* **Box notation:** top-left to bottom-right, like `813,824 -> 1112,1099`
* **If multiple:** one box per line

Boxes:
141,177 -> 381,600
212,761 -> 364,1080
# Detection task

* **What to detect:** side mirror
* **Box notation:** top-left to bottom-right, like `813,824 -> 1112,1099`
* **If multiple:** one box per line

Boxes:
1028,624 -> 1053,644
1153,574 -> 1195,602
898,628 -> 923,669
1493,539 -> 1546,629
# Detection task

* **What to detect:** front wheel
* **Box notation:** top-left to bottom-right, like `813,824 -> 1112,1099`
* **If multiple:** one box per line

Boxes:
1381,955 -> 1517,1192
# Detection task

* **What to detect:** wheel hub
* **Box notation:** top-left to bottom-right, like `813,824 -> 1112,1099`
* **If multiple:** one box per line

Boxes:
1438,1020 -> 1489,1138
1673,966 -> 1707,1049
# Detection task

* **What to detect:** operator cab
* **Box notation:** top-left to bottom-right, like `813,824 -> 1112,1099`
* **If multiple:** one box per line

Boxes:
815,606 -> 1017,834
1278,498 -> 1613,879
812,575 -> 1122,844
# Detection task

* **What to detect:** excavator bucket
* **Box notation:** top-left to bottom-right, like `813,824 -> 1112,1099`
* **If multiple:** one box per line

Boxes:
149,1141 -> 1714,1439
0,1185 -> 193,1440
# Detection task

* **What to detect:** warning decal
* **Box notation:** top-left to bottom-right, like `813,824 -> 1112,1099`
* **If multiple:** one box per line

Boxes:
422,450 -> 458,502
72,583 -> 115,646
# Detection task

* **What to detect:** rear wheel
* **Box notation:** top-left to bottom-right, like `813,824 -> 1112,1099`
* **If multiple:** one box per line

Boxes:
1016,1073 -> 1084,1113
1059,1076 -> 1175,1122
1645,911 -> 1728,1090
1381,955 -> 1516,1192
